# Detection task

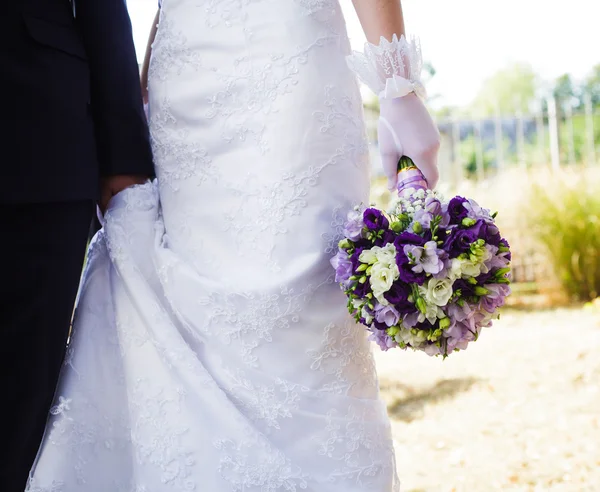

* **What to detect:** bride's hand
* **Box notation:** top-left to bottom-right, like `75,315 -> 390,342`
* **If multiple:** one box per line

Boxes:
378,94 -> 440,190
349,1 -> 440,190
99,175 -> 148,214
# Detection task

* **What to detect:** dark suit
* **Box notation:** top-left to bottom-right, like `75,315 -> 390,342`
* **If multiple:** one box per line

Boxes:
0,1 -> 154,489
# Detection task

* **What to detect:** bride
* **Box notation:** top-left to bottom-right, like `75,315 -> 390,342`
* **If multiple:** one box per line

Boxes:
27,0 -> 439,490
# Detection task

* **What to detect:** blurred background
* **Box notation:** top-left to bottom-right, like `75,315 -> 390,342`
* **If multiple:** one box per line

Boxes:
128,1 -> 600,490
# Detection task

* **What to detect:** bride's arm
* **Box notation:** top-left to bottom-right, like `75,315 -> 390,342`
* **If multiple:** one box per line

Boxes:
140,9 -> 160,104
352,0 -> 405,43
349,0 -> 440,190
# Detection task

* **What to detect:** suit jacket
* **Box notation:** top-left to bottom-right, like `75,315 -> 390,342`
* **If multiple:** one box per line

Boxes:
1,0 -> 154,203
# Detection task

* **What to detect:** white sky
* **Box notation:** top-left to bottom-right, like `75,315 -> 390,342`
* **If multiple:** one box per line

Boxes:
127,0 -> 600,107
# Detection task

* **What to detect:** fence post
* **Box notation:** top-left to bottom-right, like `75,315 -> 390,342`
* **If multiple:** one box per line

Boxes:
584,92 -> 597,166
474,117 -> 485,182
516,109 -> 526,168
452,116 -> 462,187
564,102 -> 576,165
547,97 -> 561,169
494,108 -> 504,172
535,104 -> 546,166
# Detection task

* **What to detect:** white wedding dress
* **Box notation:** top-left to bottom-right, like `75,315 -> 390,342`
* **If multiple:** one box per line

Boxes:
27,1 -> 399,490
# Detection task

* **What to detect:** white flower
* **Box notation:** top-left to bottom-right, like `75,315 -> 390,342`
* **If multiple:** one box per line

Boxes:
352,299 -> 363,311
370,262 -> 399,302
360,243 -> 397,267
461,259 -> 483,278
361,306 -> 374,324
375,243 -> 397,266
396,326 -> 428,347
449,257 -> 484,280
423,278 -> 454,307
359,249 -> 378,264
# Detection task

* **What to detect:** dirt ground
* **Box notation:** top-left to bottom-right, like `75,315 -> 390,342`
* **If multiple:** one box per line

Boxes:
375,307 -> 600,491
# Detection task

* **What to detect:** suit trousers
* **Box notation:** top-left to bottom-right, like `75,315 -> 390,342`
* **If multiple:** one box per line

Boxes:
0,200 -> 93,491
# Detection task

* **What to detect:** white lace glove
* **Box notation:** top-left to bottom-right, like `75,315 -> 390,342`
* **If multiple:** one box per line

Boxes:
347,35 -> 440,190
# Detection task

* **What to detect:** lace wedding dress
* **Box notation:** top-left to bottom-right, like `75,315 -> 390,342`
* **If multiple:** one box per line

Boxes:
27,1 -> 399,490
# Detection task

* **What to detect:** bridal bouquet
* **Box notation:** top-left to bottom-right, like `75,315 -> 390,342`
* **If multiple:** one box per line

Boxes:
331,158 -> 511,357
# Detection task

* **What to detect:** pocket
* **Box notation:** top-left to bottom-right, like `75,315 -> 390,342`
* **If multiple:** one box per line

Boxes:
23,15 -> 87,60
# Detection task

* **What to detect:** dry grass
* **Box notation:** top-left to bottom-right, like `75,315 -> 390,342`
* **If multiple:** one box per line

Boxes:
376,306 -> 600,491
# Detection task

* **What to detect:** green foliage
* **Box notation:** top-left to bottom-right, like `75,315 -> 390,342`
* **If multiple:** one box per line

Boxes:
472,63 -> 539,116
458,135 -> 497,178
583,64 -> 600,108
528,170 -> 600,301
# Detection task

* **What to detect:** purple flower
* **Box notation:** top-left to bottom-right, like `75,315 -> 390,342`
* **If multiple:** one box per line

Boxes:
404,241 -> 445,275
374,229 -> 397,247
363,208 -> 389,231
423,343 -> 443,356
480,283 -> 511,313
484,245 -> 504,270
413,209 -> 433,229
475,270 -> 494,285
350,246 -> 366,271
368,329 -> 397,351
444,227 -> 478,258
447,196 -> 469,224
395,231 -> 427,247
383,281 -> 414,312
396,250 -> 426,285
464,198 -> 493,221
343,209 -> 365,241
375,304 -> 401,327
330,248 -> 353,286
453,278 -> 476,297
470,219 -> 501,246
353,277 -> 372,298
447,301 -> 472,323
425,195 -> 442,216
499,238 -> 512,261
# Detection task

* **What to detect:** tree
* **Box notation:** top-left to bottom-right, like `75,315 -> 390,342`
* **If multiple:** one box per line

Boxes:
582,64 -> 600,107
472,62 -> 539,116
553,73 -> 578,109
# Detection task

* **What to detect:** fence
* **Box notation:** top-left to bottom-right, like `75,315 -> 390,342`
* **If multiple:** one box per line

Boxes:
365,97 -> 600,287
434,96 -> 599,187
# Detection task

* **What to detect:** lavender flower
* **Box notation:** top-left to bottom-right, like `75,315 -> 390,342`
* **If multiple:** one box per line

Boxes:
480,283 -> 511,313
343,209 -> 365,241
369,329 -> 397,351
404,241 -> 445,275
375,304 -> 401,328
330,248 -> 353,286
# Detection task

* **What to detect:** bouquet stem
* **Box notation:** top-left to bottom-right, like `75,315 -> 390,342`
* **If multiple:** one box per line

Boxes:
396,156 -> 428,196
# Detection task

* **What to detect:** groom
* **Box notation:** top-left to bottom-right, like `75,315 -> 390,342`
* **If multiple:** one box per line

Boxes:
0,0 -> 154,490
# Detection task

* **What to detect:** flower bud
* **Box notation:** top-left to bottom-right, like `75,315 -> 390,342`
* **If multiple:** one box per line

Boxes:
338,238 -> 352,250
438,317 -> 451,330
462,217 -> 476,227
412,222 -> 423,234
474,286 -> 490,296
356,263 -> 368,273
390,221 -> 404,233
416,297 -> 427,314
387,326 -> 400,337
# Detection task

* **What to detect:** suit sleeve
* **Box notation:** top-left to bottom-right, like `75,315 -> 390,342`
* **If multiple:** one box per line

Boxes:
75,0 -> 155,178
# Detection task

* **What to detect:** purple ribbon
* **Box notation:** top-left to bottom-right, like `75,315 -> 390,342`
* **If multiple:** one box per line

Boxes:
396,167 -> 427,196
